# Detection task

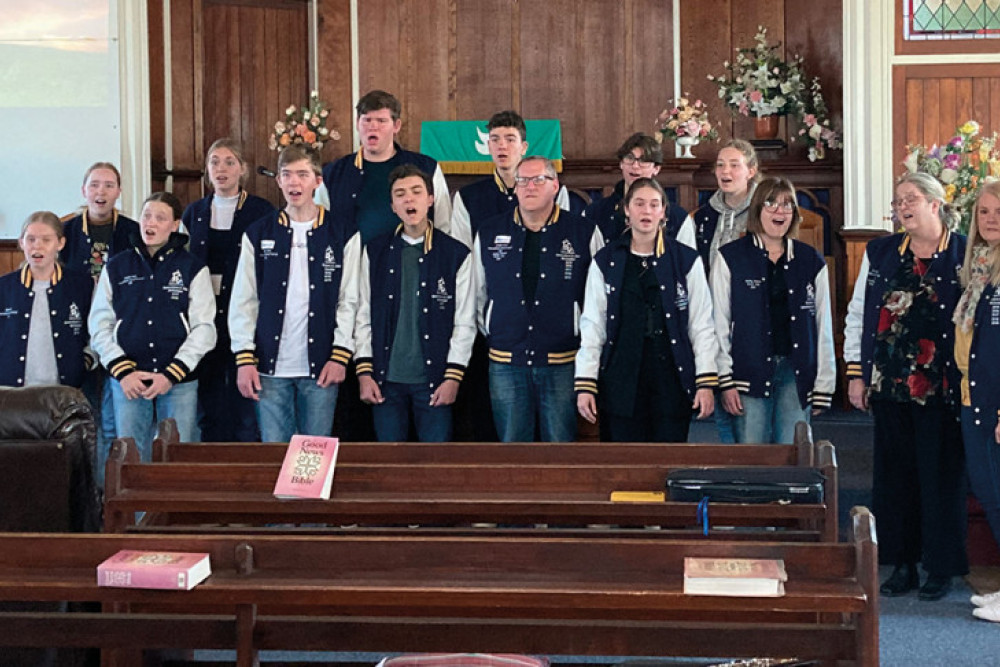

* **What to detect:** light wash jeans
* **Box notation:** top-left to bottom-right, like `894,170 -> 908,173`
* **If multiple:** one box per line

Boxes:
733,357 -> 809,444
103,379 -> 200,487
83,369 -> 118,485
257,375 -> 338,442
488,362 -> 576,442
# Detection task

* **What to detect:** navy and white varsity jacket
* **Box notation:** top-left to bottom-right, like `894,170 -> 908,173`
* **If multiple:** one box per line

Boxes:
574,231 -> 718,399
0,264 -> 95,388
321,144 -> 452,237
474,206 -> 604,367
582,179 -> 696,249
961,284 -> 1000,430
182,190 -> 275,331
450,170 -> 573,249
844,230 -> 966,386
355,225 -> 476,389
711,234 -> 835,410
60,210 -> 139,277
89,233 -> 217,384
228,207 -> 361,377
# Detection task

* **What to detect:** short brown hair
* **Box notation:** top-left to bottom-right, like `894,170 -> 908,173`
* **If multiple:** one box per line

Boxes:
389,164 -> 433,196
83,162 -> 121,187
616,133 -> 663,165
746,177 -> 802,240
277,144 -> 321,176
357,90 -> 402,121
487,110 -> 527,141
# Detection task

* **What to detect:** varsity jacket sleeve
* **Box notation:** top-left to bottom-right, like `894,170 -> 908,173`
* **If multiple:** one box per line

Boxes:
354,245 -> 374,376
444,253 -> 477,381
556,185 -> 571,212
449,191 -> 473,249
588,226 -> 605,258
314,181 -> 331,210
432,165 -> 453,237
473,233 -> 489,336
811,263 -> 836,409
675,214 -> 697,251
331,231 -> 361,366
88,267 -> 134,379
574,260 -> 607,396
710,251 -> 735,390
166,266 -> 217,383
228,233 -> 260,367
843,252 -> 870,379
687,256 -> 719,389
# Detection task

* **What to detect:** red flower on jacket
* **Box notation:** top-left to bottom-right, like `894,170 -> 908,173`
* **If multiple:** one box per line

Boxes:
907,371 -> 932,399
915,339 -> 936,365
878,308 -> 895,333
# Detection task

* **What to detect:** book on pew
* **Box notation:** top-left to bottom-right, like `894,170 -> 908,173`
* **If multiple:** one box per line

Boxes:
273,434 -> 340,499
97,550 -> 211,590
683,557 -> 787,597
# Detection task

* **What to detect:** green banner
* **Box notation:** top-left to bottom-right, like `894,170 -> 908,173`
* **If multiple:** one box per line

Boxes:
420,119 -> 563,174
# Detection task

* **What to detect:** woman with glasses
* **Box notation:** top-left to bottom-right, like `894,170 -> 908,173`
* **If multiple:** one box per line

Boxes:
844,171 -> 967,602
575,177 -> 717,442
583,133 -> 695,248
711,177 -> 834,443
952,181 -> 1000,620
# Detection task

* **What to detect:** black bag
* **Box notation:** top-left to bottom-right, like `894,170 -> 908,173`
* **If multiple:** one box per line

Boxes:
666,467 -> 825,504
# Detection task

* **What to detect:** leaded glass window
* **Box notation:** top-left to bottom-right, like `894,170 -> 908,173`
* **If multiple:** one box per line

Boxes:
904,0 -> 1000,39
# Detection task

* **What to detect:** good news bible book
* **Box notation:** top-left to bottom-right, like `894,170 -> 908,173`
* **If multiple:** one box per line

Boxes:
272,435 -> 340,499
683,557 -> 787,597
97,551 -> 211,590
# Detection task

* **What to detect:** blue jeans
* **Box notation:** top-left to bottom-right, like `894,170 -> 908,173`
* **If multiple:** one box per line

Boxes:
962,406 -> 1000,546
83,369 -> 118,485
733,357 -> 809,444
714,401 -> 736,443
103,379 -> 200,486
372,381 -> 452,442
257,375 -> 338,442
488,362 -> 576,442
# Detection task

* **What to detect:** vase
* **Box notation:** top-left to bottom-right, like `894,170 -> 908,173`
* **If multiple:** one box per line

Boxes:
676,135 -> 699,159
754,115 -> 780,139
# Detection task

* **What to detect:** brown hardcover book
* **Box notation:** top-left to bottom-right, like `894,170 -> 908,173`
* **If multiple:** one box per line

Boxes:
683,557 -> 787,597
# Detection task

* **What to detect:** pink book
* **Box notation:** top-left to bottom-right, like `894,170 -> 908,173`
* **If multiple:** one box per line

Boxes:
97,550 -> 211,590
273,434 -> 340,499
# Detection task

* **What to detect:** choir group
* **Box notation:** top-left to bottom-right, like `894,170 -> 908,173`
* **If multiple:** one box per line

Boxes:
4,89 -> 1000,612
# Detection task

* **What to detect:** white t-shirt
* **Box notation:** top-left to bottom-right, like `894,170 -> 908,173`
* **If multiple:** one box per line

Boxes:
273,220 -> 314,377
210,193 -> 240,231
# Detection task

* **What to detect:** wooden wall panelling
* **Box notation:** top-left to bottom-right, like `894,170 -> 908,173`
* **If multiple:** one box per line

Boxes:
357,1 -> 406,144
631,0 -> 676,140
170,0 -> 205,209
0,243 -> 19,276
402,0 -> 453,137
679,0 -> 732,146
148,0 -> 167,196
316,0 -> 354,164
454,0 -> 515,120
727,0 -> 784,143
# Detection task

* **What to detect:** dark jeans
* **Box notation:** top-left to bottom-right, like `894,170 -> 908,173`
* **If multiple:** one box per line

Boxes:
197,346 -> 259,441
372,381 -> 452,442
871,398 -> 969,576
961,406 -> 1000,546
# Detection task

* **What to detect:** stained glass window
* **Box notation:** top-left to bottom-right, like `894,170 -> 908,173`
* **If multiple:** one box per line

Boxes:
905,0 -> 1000,39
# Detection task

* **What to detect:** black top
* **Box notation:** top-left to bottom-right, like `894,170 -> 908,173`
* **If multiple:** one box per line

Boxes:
521,229 -> 542,304
767,255 -> 792,356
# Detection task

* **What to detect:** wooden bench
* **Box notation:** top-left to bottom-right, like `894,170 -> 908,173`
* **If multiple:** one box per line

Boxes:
0,507 -> 879,666
105,426 -> 838,542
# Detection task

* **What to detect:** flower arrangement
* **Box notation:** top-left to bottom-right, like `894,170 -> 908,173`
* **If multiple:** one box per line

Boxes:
268,90 -> 340,151
654,96 -> 719,143
707,26 -> 841,161
902,120 -> 1000,234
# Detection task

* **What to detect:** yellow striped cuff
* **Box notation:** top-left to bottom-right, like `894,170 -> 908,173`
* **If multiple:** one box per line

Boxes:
355,359 -> 374,375
443,364 -> 465,383
164,360 -> 190,384
108,357 -> 137,380
718,374 -> 735,390
845,362 -> 863,378
235,350 -> 258,368
695,373 -> 719,389
575,378 -> 598,395
329,347 -> 352,365
809,392 -> 833,409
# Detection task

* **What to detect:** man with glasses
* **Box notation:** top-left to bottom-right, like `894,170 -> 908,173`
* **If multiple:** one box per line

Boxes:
584,133 -> 695,247
473,156 -> 604,442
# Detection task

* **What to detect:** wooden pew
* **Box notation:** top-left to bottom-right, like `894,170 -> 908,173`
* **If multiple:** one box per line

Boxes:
105,432 -> 839,542
0,507 -> 879,666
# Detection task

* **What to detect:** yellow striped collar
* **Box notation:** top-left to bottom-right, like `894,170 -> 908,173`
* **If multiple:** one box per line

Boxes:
20,262 -> 62,288
278,207 -> 326,229
751,233 -> 795,260
514,205 -> 560,228
493,170 -> 515,196
237,190 -> 248,211
898,229 -> 950,256
394,222 -> 434,253
81,209 -> 118,236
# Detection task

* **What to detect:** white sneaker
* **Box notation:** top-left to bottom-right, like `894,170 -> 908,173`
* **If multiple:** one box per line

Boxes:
972,604 -> 1000,622
970,589 -> 1000,607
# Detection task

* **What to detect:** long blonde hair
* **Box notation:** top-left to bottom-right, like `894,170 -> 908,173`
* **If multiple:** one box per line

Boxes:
960,180 -> 1000,287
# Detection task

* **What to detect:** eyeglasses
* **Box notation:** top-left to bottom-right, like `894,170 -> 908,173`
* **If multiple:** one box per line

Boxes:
890,195 -> 924,210
621,155 -> 655,168
514,175 -> 555,187
763,200 -> 795,213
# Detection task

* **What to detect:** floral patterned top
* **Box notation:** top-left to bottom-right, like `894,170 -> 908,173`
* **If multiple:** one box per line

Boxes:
870,252 -> 947,404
